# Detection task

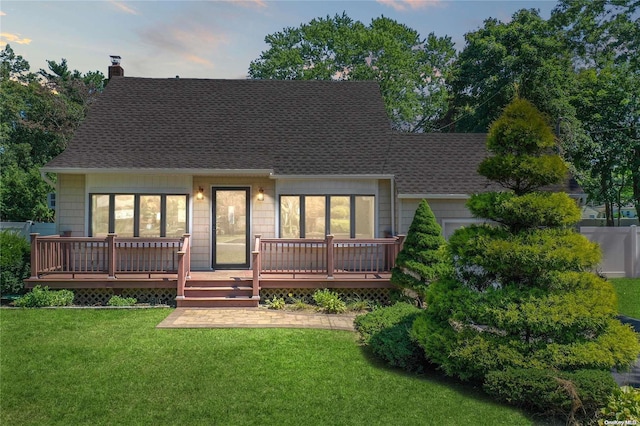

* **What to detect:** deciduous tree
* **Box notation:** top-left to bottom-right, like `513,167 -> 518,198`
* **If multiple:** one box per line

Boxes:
447,9 -> 577,133
552,0 -> 640,221
249,13 -> 455,132
0,44 -> 105,221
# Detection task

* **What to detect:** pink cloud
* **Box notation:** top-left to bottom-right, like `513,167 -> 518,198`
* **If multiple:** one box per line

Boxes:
227,0 -> 268,9
377,0 -> 442,11
109,1 -> 138,15
139,23 -> 227,68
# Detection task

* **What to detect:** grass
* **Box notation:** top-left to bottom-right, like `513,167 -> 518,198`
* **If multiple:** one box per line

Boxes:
611,278 -> 640,318
0,309 -> 537,425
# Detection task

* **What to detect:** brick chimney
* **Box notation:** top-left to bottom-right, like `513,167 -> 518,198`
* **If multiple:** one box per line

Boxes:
108,55 -> 123,79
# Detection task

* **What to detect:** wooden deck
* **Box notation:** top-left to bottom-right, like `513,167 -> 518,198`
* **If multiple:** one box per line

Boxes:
25,270 -> 392,289
27,233 -> 400,307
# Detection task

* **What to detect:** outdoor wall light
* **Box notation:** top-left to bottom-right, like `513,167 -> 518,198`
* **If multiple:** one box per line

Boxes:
257,188 -> 264,201
196,186 -> 204,200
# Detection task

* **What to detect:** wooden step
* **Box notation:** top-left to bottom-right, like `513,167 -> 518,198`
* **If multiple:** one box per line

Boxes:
183,286 -> 253,298
185,279 -> 251,288
176,296 -> 259,308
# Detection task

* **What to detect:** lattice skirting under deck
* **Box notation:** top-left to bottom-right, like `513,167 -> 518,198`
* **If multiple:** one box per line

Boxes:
260,288 -> 391,305
72,288 -> 177,306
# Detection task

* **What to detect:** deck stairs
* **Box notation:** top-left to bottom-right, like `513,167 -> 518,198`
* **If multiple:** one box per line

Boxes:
177,276 -> 259,308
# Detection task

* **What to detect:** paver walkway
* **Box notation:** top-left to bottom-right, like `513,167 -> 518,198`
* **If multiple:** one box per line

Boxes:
157,307 -> 357,331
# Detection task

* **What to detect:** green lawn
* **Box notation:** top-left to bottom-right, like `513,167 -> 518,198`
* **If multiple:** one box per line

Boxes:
0,309 -> 536,426
612,278 -> 640,318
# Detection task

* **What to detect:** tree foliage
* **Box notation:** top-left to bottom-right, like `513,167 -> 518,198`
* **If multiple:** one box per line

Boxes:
552,0 -> 640,222
249,13 -> 455,132
0,230 -> 31,295
447,9 -> 577,134
0,44 -> 105,221
411,99 -> 640,422
477,99 -> 567,196
446,4 -> 639,223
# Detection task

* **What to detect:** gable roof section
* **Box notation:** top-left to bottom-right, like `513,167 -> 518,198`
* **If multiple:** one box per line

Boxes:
386,133 -> 496,196
44,78 -> 500,196
44,78 -> 392,175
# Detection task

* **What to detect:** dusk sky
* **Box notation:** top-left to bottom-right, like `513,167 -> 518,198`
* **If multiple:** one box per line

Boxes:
1,1 -> 557,79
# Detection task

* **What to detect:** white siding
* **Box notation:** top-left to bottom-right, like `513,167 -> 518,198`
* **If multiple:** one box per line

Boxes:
378,179 -> 392,237
86,174 -> 191,193
57,174 -> 85,236
398,198 -> 483,239
276,178 -> 377,195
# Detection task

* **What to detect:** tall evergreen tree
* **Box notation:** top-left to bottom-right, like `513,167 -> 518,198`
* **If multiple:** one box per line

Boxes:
391,199 -> 448,301
412,98 -> 639,420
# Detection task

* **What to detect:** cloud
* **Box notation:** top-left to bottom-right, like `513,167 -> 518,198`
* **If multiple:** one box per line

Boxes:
377,0 -> 442,11
227,0 -> 267,9
0,11 -> 6,16
109,1 -> 138,15
0,32 -> 32,45
138,22 -> 227,67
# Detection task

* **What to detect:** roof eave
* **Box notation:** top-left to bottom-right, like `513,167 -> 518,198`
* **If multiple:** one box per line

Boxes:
270,174 -> 395,180
398,193 -> 470,199
41,167 -> 275,176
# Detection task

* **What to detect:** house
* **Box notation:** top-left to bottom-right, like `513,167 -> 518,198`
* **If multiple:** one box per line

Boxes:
27,61 -> 506,307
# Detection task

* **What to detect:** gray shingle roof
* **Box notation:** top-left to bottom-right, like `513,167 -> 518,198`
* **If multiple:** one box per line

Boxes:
45,77 -> 496,195
45,78 -> 392,174
385,133 -> 497,195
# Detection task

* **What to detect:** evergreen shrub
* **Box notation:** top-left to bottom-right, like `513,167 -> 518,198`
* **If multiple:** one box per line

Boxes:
391,199 -> 449,300
484,368 -> 617,422
0,230 -> 30,295
355,302 -> 425,372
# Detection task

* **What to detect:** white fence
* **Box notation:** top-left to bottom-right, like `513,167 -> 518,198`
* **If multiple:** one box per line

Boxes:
580,225 -> 639,278
1,222 -> 57,240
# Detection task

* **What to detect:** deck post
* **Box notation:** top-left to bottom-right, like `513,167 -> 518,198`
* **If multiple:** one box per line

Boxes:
107,233 -> 117,279
326,234 -> 334,279
252,234 -> 261,299
30,233 -> 40,279
176,250 -> 186,299
182,234 -> 191,278
252,251 -> 260,299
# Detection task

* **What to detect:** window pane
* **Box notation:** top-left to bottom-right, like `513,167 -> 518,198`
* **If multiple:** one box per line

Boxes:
305,196 -> 326,238
355,196 -> 375,239
139,195 -> 161,237
330,196 -> 351,238
91,195 -> 110,237
280,196 -> 300,238
114,195 -> 135,237
166,195 -> 188,237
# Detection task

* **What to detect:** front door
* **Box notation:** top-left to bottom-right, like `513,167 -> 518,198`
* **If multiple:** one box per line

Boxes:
212,187 -> 250,269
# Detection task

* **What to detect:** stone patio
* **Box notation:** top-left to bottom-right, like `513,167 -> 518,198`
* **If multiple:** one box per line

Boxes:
156,307 -> 357,331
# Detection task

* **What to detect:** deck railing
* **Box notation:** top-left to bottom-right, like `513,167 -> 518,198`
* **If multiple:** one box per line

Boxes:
254,234 -> 405,279
176,234 -> 191,299
30,233 -> 188,280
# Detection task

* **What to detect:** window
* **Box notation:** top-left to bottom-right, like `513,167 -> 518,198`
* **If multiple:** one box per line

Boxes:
280,196 -> 300,239
114,195 -> 135,237
279,195 -> 375,239
355,196 -> 375,239
305,196 -> 326,239
330,196 -> 350,239
90,194 -> 188,237
91,194 -> 110,237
